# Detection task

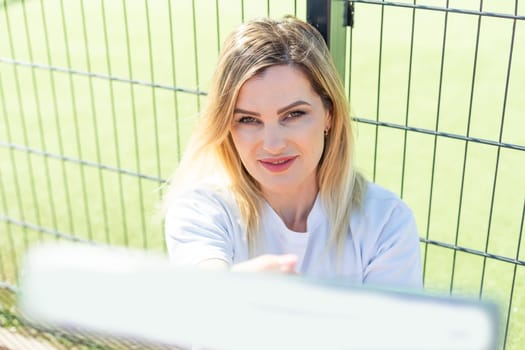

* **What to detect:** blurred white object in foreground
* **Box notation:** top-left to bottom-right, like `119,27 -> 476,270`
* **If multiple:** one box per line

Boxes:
19,244 -> 497,350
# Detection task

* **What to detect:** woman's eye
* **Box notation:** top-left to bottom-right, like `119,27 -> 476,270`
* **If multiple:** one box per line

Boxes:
237,116 -> 259,124
286,110 -> 306,119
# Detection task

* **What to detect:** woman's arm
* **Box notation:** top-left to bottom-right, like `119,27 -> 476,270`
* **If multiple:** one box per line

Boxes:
363,201 -> 423,289
197,255 -> 298,274
165,188 -> 297,274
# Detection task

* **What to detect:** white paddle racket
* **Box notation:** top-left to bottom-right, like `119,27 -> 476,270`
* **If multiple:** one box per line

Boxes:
19,244 -> 498,350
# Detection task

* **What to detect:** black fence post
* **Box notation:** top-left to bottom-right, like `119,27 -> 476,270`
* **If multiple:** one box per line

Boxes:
307,0 -> 351,80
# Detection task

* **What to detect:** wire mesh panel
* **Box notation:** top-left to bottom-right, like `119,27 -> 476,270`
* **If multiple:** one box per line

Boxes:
0,1 -> 306,349
347,1 -> 524,349
0,0 -> 524,349
0,0 -> 305,280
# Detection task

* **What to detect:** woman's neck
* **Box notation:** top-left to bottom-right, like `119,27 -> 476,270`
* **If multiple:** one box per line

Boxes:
262,184 -> 318,233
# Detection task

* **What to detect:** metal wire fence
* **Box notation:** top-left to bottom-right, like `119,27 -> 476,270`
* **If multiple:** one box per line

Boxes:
0,0 -> 524,349
346,2 -> 524,349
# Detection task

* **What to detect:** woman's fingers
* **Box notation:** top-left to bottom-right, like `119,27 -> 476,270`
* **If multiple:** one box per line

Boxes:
275,254 -> 298,273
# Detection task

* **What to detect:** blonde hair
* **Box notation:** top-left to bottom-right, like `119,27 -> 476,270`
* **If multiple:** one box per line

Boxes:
164,16 -> 365,256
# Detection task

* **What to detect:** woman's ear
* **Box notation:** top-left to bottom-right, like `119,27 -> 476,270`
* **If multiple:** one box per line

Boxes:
324,111 -> 332,133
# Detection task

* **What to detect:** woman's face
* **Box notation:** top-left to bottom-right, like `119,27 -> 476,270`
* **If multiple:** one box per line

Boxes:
230,65 -> 331,196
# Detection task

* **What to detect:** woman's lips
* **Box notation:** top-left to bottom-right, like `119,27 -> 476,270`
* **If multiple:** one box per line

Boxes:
258,156 -> 297,173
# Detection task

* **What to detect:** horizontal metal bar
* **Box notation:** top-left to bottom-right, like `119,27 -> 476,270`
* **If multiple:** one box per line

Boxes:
3,58 -> 522,152
0,57 -> 207,96
351,0 -> 525,21
0,214 -> 99,244
353,117 -> 525,151
0,142 -> 166,183
4,212 -> 524,268
421,237 -> 525,266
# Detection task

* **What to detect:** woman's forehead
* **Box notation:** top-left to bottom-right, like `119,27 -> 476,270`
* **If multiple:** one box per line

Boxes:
236,65 -> 319,107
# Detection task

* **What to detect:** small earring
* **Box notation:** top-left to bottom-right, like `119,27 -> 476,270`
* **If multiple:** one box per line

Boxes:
324,129 -> 329,137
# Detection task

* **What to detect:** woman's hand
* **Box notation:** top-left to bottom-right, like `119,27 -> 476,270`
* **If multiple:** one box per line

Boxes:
231,254 -> 298,274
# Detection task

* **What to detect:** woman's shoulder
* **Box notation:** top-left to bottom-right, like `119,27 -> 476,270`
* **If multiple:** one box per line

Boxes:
362,182 -> 410,212
352,181 -> 414,230
349,182 -> 419,264
165,180 -> 238,215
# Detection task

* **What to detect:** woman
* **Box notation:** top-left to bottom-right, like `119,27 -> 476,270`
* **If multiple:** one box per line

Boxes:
164,16 -> 422,289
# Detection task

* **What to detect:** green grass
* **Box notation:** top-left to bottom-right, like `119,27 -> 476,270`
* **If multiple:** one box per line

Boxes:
1,0 -> 524,349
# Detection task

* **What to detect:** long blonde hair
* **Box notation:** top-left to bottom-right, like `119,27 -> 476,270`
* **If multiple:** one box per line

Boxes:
164,16 -> 365,255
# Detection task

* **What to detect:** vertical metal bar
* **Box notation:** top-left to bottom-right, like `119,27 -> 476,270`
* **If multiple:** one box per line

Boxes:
0,1 -> 5,280
372,3 -> 385,182
79,0 -> 108,242
449,0 -> 484,293
3,0 -> 34,251
241,0 -> 245,22
0,217 -> 5,279
59,0 -> 92,239
307,0 -> 347,80
400,0 -> 417,199
347,7 -> 353,99
21,0 -> 57,242
503,201 -> 524,350
307,0 -> 329,44
100,0 -> 127,245
423,0 -> 450,284
145,0 -> 162,182
0,70 -> 19,282
331,0 -> 348,81
294,0 -> 298,17
20,0 -> 44,236
168,1 -> 182,163
0,189 -> 4,280
143,0 -> 161,249
39,0 -> 75,237
0,182 -> 18,282
0,192 -> 8,281
121,0 -> 138,247
191,0 -> 201,111
215,0 -> 221,55
479,0 -> 518,298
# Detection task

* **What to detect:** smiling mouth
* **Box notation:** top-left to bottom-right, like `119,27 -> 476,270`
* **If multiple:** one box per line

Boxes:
268,159 -> 288,164
259,156 -> 297,172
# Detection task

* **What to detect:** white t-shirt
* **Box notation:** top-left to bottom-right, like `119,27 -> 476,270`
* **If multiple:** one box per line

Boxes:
165,182 -> 422,289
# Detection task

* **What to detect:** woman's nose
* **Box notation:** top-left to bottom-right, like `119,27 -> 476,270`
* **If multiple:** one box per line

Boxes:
262,125 -> 286,154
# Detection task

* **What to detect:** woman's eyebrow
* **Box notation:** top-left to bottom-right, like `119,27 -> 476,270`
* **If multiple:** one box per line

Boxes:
277,100 -> 311,114
233,108 -> 259,116
234,100 -> 311,116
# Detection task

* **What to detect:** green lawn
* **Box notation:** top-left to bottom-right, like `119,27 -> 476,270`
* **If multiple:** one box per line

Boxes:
1,0 -> 524,349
